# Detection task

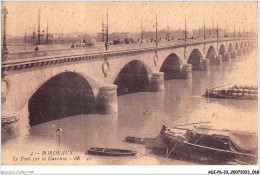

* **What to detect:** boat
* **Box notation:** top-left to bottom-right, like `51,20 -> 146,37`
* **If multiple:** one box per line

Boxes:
125,136 -> 145,144
204,90 -> 258,100
147,124 -> 258,164
204,84 -> 258,100
86,147 -> 137,156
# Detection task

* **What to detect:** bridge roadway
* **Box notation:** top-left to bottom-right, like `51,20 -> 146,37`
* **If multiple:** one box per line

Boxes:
3,37 -> 253,60
6,38 -> 235,59
1,37 -> 257,139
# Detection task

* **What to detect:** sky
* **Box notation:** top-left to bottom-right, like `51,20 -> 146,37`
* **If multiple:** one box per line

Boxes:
1,1 -> 258,37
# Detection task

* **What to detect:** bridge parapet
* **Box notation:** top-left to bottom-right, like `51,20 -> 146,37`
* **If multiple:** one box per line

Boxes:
8,38 -> 251,60
2,38 -> 254,74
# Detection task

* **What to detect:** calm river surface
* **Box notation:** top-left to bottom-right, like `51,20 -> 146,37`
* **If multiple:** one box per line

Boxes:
2,50 -> 258,165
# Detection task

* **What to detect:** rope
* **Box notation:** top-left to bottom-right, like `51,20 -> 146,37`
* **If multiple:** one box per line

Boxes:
166,140 -> 179,158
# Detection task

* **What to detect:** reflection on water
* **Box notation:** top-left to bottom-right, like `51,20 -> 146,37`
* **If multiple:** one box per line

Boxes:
2,51 -> 258,165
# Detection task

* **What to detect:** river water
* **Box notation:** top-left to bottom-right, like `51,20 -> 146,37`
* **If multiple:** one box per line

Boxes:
2,50 -> 258,165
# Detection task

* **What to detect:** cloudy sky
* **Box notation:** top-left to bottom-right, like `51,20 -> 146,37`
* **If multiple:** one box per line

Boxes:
2,1 -> 258,37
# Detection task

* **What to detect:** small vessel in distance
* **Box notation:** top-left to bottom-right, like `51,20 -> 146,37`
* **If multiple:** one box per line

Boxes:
86,147 -> 137,156
125,136 -> 145,144
204,84 -> 258,100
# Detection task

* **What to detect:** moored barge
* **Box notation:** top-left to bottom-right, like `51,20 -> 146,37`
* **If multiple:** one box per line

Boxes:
204,85 -> 258,100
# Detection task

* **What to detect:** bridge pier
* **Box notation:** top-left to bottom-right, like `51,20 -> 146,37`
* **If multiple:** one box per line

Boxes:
231,51 -> 237,58
215,55 -> 222,65
150,72 -> 164,92
181,64 -> 192,79
237,49 -> 242,56
2,103 -> 30,141
97,85 -> 118,114
201,59 -> 210,71
2,113 -> 20,141
224,52 -> 231,61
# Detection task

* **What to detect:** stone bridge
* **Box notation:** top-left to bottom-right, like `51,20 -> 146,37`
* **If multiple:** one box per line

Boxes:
1,38 -> 257,138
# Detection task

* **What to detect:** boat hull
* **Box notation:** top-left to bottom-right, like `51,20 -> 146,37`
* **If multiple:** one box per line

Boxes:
207,93 -> 257,100
86,147 -> 137,157
163,133 -> 257,164
125,136 -> 145,144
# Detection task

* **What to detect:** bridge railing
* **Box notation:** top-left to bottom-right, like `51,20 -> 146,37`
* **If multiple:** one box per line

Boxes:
3,37 -> 256,65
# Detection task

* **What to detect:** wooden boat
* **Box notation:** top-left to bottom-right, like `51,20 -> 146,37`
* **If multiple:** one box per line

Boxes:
86,147 -> 137,156
148,124 -> 258,164
204,84 -> 258,100
204,89 -> 258,100
125,136 -> 145,144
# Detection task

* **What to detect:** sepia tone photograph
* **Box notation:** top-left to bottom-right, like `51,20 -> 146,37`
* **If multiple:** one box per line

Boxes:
1,0 -> 258,170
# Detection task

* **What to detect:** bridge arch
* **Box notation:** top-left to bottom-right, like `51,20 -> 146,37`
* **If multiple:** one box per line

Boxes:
188,49 -> 203,70
113,60 -> 150,96
228,43 -> 233,52
240,42 -> 244,48
219,44 -> 226,59
12,68 -> 100,114
206,46 -> 217,64
159,53 -> 183,79
28,72 -> 96,126
235,42 -> 239,50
